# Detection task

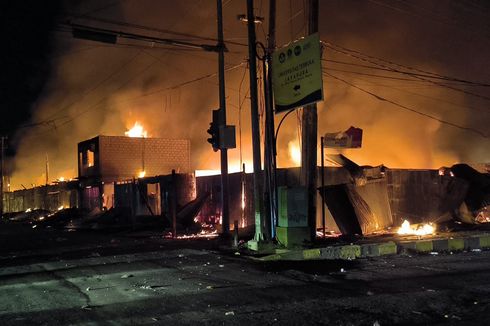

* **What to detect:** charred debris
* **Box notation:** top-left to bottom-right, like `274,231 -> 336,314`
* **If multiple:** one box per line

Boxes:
2,136 -> 489,242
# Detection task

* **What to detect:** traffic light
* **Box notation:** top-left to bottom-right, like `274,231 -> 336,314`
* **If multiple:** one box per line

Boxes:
207,109 -> 220,151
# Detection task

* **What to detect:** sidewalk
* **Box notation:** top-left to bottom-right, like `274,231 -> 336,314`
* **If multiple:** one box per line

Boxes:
254,231 -> 490,261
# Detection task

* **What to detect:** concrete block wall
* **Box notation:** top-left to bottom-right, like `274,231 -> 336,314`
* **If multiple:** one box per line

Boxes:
97,136 -> 191,183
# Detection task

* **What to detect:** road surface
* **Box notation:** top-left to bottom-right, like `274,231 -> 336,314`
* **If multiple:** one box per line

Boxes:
0,223 -> 489,325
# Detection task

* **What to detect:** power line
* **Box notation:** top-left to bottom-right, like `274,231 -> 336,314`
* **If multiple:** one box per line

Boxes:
323,71 -> 488,139
322,67 -> 458,83
44,57 -> 161,132
323,42 -> 490,101
395,0 -> 490,37
45,50 -> 142,122
341,73 -> 490,114
324,42 -> 490,87
62,14 -> 248,48
32,62 -> 245,135
117,62 -> 245,102
367,0 -> 490,39
322,58 -> 490,87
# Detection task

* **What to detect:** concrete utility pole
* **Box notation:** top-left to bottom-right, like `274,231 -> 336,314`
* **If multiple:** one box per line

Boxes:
263,0 -> 277,238
247,0 -> 266,242
217,0 -> 230,235
301,0 -> 319,241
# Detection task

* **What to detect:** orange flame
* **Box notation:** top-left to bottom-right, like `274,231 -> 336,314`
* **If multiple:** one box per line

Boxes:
397,219 -> 435,236
288,141 -> 301,166
125,122 -> 148,138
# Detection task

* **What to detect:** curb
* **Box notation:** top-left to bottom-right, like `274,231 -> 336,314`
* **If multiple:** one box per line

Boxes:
361,241 -> 397,257
256,233 -> 490,261
398,234 -> 490,253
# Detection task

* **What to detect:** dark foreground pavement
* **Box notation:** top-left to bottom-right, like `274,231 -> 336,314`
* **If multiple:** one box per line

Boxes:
1,223 -> 490,325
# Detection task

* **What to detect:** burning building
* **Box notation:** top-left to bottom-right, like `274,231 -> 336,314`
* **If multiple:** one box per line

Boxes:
77,135 -> 190,210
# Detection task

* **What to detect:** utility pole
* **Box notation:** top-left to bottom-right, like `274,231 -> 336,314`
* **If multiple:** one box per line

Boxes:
45,153 -> 49,186
0,136 -> 5,218
217,0 -> 230,236
263,0 -> 277,238
301,0 -> 319,241
247,0 -> 266,243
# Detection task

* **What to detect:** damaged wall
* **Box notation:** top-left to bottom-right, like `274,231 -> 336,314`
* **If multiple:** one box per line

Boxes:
3,181 -> 79,213
78,135 -> 191,184
386,169 -> 468,226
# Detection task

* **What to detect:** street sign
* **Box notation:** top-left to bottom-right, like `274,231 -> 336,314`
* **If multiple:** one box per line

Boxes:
272,33 -> 323,113
324,126 -> 363,148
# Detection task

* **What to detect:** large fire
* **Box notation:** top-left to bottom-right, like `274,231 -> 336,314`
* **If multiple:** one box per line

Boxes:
125,122 -> 148,138
288,141 -> 301,166
397,219 -> 435,236
195,170 -> 221,177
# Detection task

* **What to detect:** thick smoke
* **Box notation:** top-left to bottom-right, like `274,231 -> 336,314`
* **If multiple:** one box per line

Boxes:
8,0 -> 490,190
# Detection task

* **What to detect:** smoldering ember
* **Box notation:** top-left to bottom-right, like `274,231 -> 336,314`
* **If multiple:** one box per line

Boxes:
1,1 -> 489,325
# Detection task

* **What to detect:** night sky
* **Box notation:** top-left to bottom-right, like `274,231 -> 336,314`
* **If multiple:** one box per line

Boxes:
1,0 -> 60,138
1,0 -> 489,189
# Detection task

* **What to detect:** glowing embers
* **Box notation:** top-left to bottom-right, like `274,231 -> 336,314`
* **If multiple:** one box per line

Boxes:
316,230 -> 342,238
476,206 -> 490,223
125,122 -> 148,138
397,219 -> 435,236
163,229 -> 219,239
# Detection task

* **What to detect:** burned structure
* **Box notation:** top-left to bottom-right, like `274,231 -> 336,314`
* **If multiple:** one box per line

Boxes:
2,131 -> 488,239
77,135 -> 191,211
3,181 -> 79,213
195,156 -> 489,243
2,135 -> 196,230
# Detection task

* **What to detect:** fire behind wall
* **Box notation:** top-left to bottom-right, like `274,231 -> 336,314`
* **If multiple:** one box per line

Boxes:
195,166 -> 478,236
195,167 -> 393,235
386,169 -> 468,226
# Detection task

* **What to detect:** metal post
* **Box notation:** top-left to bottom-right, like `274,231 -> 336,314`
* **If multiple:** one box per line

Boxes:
233,220 -> 239,247
321,136 -> 325,237
171,169 -> 177,238
0,137 -> 5,218
217,0 -> 230,236
247,0 -> 266,241
301,0 -> 319,241
262,57 -> 272,239
241,163 -> 246,228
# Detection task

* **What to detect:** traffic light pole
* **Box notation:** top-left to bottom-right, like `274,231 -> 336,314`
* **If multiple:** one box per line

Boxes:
217,0 -> 230,236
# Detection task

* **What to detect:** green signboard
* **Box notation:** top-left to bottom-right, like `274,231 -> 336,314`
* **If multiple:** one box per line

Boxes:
272,33 -> 323,113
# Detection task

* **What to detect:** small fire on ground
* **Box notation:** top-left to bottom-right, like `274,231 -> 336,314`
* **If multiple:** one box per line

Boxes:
397,219 -> 435,236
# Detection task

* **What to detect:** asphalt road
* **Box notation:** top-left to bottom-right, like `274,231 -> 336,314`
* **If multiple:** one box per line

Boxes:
1,223 -> 490,325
